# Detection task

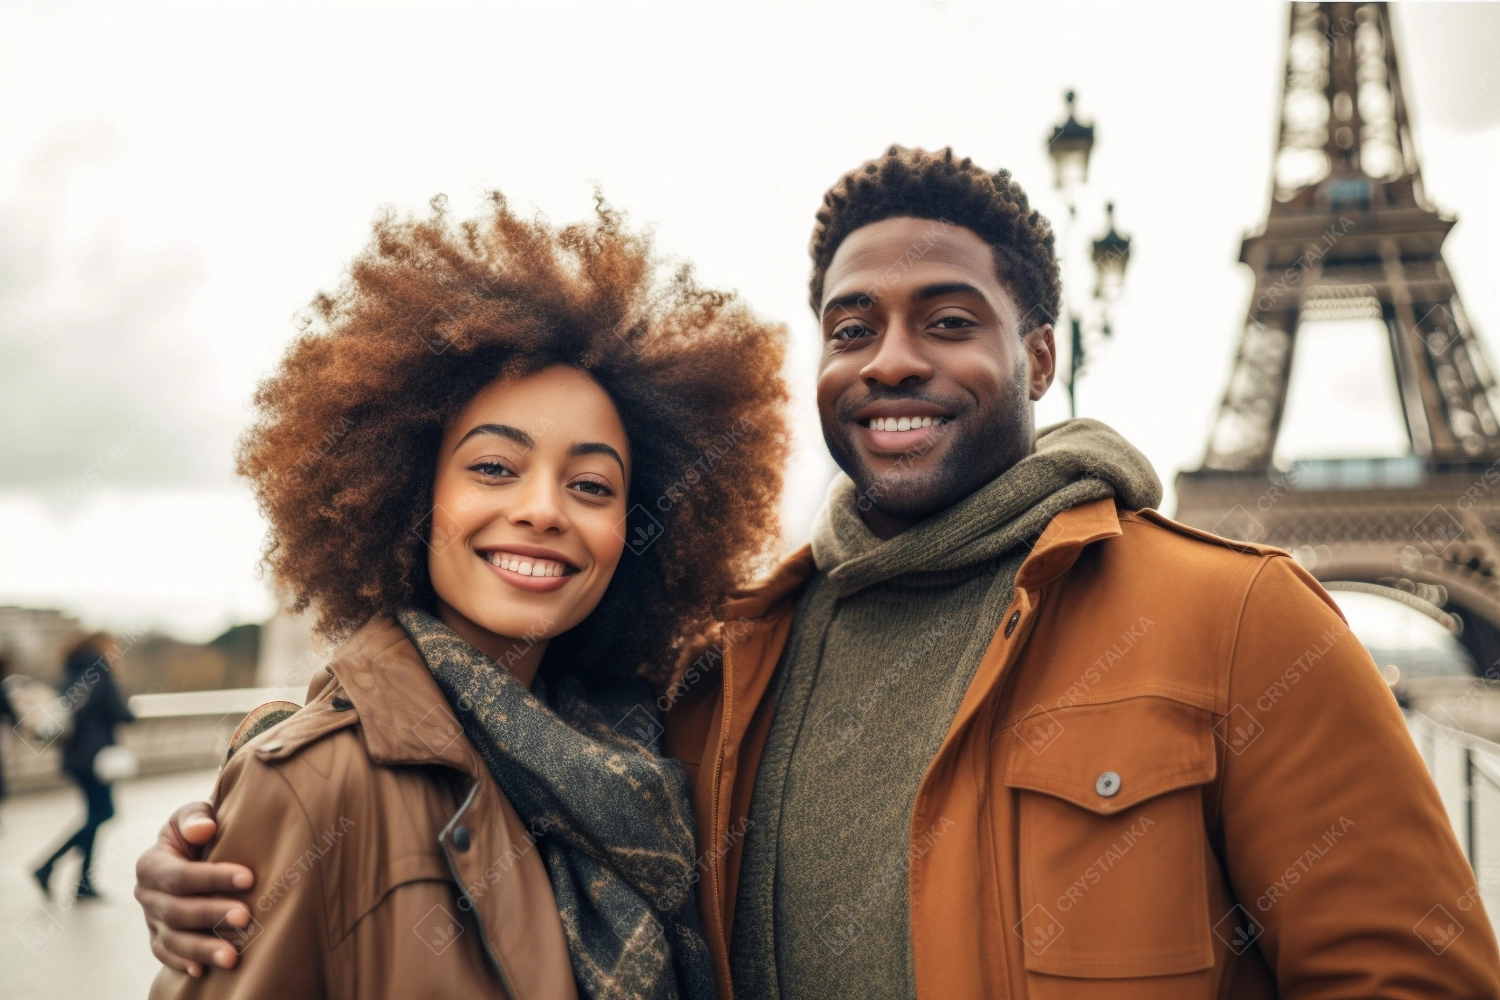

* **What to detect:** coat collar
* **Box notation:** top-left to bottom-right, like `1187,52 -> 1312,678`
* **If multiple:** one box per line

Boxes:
713,497 -> 1124,624
255,615 -> 482,777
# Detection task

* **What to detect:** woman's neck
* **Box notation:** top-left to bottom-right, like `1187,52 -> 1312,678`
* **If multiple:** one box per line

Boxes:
435,602 -> 550,688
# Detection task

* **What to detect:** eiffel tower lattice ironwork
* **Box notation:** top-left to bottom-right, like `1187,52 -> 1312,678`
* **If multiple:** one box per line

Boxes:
1176,1 -> 1500,669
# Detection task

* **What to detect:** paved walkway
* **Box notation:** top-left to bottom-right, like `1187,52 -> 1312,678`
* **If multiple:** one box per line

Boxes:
1,768 -> 218,999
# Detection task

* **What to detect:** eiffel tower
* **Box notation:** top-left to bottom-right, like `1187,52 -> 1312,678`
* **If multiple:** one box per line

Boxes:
1174,1 -> 1500,669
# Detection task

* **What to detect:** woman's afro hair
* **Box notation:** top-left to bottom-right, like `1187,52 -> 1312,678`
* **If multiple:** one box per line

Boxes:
807,145 -> 1060,326
238,192 -> 790,686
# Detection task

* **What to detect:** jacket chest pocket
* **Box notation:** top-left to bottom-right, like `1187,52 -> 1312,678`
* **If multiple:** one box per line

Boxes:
1003,696 -> 1218,989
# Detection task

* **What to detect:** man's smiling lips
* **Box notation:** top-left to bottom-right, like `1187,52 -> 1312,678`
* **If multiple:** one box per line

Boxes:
853,403 -> 954,456
476,545 -> 581,593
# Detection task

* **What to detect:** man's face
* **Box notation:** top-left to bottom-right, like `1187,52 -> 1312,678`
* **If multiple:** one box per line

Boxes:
816,217 -> 1056,535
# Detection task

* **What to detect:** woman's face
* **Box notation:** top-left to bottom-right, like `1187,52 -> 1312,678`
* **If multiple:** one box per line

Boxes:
428,365 -> 630,662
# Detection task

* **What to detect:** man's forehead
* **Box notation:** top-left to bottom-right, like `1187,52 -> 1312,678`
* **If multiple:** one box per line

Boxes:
822,217 -> 1009,308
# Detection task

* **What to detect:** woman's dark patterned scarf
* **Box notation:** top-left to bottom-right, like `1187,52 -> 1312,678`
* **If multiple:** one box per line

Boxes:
398,609 -> 717,1000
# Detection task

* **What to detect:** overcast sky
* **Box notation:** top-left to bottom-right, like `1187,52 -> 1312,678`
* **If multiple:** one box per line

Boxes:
2,0 -> 1498,640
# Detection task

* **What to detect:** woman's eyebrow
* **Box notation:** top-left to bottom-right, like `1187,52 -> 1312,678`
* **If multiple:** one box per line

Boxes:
454,423 -> 534,452
570,441 -> 626,473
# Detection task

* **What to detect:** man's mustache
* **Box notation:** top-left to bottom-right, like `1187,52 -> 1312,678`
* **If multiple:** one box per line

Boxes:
836,387 -> 966,422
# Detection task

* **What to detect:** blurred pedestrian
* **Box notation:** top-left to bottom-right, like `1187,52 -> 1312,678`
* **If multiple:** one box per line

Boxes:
33,633 -> 135,901
0,654 -> 16,804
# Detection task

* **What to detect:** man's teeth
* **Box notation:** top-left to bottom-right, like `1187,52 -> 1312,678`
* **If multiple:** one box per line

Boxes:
868,416 -> 947,432
488,553 -> 571,577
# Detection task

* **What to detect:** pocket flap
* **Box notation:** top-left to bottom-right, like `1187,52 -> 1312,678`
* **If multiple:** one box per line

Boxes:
1004,697 -> 1217,815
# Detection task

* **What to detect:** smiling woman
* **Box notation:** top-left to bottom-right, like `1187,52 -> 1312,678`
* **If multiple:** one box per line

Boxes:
141,193 -> 790,1000
237,192 -> 790,685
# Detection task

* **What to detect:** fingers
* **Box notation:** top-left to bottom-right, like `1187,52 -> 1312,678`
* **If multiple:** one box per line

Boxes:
136,884 -> 249,932
137,841 -> 253,897
169,800 -> 219,848
155,921 -> 240,971
149,931 -> 203,979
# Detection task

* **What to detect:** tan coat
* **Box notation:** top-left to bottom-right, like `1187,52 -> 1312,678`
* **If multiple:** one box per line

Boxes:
149,618 -> 577,1000
667,499 -> 1500,999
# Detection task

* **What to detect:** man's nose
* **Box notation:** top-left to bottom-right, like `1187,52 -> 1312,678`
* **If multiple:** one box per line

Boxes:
859,318 -> 933,387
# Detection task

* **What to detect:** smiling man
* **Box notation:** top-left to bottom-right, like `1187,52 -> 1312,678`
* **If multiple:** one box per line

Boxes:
137,147 -> 1497,998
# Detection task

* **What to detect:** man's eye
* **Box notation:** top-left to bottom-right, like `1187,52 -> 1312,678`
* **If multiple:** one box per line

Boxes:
831,323 -> 874,342
932,315 -> 975,330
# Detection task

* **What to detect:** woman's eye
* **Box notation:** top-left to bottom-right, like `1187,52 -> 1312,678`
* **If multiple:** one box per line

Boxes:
570,477 -> 614,498
469,461 -> 515,480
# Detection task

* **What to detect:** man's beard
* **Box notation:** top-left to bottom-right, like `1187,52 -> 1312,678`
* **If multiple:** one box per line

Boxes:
822,366 -> 1033,524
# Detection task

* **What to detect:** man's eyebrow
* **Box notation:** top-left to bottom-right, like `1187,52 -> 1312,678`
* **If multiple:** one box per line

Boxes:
913,281 -> 988,303
453,423 -> 534,452
821,290 -> 878,319
570,441 -> 626,474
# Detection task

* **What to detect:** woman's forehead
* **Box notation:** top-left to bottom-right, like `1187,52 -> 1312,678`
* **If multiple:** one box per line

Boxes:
450,366 -> 629,454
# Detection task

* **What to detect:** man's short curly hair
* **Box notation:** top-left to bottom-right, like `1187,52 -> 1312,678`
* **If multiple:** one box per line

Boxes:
238,193 -> 790,686
808,145 -> 1060,326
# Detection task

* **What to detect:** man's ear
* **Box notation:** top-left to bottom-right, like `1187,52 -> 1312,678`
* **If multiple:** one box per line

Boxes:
1023,324 -> 1057,400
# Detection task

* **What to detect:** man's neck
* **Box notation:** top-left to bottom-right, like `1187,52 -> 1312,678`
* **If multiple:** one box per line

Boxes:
859,505 -> 919,540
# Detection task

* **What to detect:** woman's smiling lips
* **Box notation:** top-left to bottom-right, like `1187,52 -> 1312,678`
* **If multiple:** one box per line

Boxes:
476,546 -> 581,593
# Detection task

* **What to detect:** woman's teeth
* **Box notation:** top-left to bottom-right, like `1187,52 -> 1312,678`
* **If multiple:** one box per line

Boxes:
488,553 -> 571,577
868,416 -> 947,432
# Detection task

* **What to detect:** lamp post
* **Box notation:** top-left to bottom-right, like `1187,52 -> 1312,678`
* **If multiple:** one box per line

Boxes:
1046,90 -> 1132,418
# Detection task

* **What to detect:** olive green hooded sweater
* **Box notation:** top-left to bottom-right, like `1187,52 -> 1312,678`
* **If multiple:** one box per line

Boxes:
729,419 -> 1163,999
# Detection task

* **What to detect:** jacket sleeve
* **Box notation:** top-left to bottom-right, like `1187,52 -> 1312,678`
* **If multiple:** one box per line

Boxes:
1217,554 -> 1500,998
148,747 -> 329,999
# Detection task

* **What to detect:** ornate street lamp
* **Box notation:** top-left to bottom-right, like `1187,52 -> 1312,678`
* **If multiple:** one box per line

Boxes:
1048,90 -> 1095,192
1046,90 -> 1131,417
1091,202 -> 1132,307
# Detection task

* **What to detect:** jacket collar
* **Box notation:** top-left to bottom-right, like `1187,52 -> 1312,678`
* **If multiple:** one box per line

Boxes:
266,615 -> 483,775
713,497 -> 1123,624
1015,496 -> 1123,589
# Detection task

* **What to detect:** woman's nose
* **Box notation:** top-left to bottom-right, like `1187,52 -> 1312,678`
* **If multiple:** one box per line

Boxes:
506,478 -> 568,533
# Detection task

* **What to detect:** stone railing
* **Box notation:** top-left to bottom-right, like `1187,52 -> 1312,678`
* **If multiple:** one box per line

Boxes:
3,687 -> 303,794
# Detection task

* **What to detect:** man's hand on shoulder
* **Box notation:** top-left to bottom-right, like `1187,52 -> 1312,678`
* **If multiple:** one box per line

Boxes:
135,801 -> 256,977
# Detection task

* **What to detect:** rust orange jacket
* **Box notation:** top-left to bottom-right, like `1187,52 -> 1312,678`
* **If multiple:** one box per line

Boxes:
665,499 -> 1500,999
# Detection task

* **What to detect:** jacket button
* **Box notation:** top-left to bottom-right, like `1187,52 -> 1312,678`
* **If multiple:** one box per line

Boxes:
1004,610 -> 1021,638
452,825 -> 471,852
1095,771 -> 1122,798
331,696 -> 353,711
